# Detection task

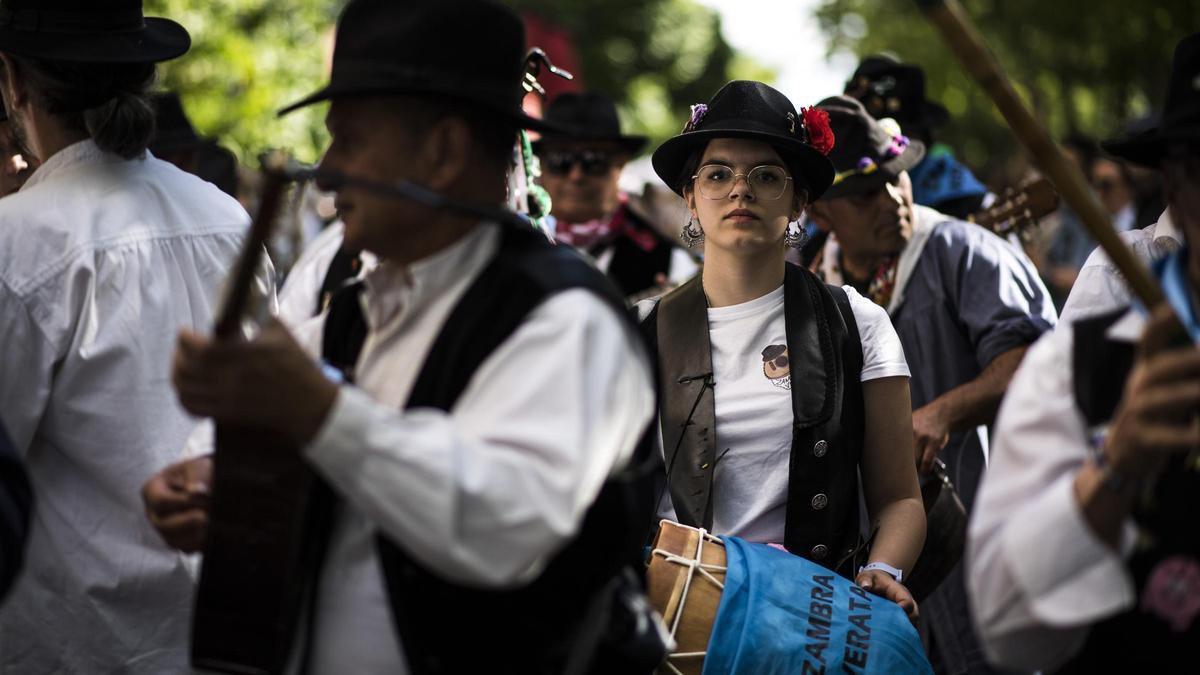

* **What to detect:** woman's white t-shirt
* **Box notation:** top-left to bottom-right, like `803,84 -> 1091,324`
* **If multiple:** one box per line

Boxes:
648,284 -> 910,544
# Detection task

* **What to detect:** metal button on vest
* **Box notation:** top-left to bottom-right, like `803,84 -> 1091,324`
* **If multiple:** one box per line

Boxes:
813,439 -> 828,457
810,544 -> 828,560
811,493 -> 828,510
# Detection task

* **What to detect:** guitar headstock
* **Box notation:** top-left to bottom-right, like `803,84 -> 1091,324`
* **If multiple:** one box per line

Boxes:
969,177 -> 1059,241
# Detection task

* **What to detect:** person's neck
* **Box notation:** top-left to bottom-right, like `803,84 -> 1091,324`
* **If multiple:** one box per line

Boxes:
24,111 -> 89,165
840,248 -> 886,284
560,203 -> 619,225
375,212 -> 481,268
702,247 -> 786,307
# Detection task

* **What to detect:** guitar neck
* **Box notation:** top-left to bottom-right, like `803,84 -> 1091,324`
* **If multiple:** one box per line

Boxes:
213,153 -> 290,339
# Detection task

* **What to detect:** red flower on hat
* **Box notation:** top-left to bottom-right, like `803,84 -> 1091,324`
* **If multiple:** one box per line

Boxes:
802,107 -> 835,155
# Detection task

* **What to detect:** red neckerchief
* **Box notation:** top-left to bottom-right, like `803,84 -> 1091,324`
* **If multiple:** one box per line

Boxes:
555,197 -> 658,253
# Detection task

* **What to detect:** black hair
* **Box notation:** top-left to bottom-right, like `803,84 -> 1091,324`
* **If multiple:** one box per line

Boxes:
6,55 -> 156,160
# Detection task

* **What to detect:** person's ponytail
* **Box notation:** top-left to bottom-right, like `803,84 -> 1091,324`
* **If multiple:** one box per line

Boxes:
83,89 -> 156,160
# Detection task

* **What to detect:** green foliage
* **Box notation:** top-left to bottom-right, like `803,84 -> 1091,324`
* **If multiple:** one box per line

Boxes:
814,0 -> 1198,179
145,0 -> 755,161
509,0 -> 750,147
145,0 -> 342,162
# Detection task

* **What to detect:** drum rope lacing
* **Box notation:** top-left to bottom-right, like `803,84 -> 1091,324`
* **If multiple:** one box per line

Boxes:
652,527 -> 727,675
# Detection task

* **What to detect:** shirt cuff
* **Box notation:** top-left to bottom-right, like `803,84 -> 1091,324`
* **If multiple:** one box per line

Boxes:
1002,470 -> 1136,628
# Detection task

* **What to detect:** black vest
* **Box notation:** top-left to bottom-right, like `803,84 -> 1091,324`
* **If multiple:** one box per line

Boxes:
641,263 -> 866,575
1057,309 -> 1200,673
320,224 -> 658,675
590,204 -> 673,299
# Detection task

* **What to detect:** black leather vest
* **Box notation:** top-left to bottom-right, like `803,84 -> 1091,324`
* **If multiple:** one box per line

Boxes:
1057,309 -> 1200,673
320,224 -> 658,675
641,263 -> 866,575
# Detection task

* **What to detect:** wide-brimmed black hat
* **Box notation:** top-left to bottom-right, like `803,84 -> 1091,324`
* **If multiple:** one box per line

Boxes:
279,0 -> 551,133
531,92 -> 647,155
845,55 -> 949,134
1103,32 -> 1200,167
816,95 -> 926,200
0,0 -> 189,63
652,80 -> 836,199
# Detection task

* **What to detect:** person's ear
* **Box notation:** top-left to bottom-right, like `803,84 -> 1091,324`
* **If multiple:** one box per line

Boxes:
807,199 -> 834,233
420,116 -> 472,191
684,186 -> 698,220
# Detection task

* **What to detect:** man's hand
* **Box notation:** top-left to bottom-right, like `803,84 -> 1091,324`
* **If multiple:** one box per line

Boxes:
1103,305 -> 1200,483
143,456 -> 212,553
172,318 -> 339,446
856,569 -> 919,625
913,403 -> 950,474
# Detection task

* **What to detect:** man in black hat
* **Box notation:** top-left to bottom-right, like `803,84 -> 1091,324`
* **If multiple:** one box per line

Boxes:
806,95 -> 1055,675
536,91 -> 694,298
143,1 -> 658,673
970,32 -> 1200,673
0,1 -> 261,672
845,55 -> 991,220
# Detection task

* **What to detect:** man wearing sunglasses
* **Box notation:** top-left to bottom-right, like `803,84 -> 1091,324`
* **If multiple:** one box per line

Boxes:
806,96 -> 1055,675
535,92 -> 696,298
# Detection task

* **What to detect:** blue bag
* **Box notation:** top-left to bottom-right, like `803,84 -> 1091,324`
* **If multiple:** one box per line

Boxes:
703,537 -> 932,675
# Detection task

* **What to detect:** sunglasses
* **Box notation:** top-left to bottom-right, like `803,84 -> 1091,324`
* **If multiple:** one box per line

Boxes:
541,150 -> 614,177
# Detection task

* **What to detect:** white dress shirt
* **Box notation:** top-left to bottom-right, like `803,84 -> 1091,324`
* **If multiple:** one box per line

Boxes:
276,221 -> 377,322
1059,209 -> 1182,323
968,315 -> 1144,672
283,223 -> 654,673
0,141 -> 253,673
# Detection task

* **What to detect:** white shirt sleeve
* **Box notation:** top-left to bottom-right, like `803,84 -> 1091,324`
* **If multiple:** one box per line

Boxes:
968,325 -> 1137,671
1058,246 -> 1136,324
303,290 -> 655,587
843,285 -> 910,382
0,286 -> 59,455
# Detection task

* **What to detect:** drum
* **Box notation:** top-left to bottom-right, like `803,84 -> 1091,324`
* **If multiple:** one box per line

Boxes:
645,520 -> 727,675
646,520 -> 933,675
905,458 -> 968,602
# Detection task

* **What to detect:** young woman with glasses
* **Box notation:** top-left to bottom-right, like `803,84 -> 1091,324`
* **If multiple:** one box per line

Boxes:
640,81 -> 926,621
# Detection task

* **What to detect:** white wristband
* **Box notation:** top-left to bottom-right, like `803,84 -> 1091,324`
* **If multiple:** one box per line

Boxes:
858,561 -> 903,583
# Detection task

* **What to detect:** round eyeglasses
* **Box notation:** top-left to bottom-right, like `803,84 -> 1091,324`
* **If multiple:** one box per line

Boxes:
692,164 -> 792,201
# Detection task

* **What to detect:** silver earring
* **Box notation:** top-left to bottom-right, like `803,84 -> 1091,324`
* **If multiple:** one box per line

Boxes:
680,216 -> 704,248
784,220 -> 807,249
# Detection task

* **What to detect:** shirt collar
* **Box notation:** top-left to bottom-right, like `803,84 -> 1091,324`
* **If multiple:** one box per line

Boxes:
359,223 -> 499,330
1154,208 -> 1182,247
20,140 -> 116,191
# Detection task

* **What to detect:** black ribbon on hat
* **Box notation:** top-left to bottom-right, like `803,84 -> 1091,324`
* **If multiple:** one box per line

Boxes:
0,8 -> 145,34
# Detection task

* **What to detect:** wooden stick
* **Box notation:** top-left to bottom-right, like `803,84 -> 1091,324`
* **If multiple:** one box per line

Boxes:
912,0 -> 1166,308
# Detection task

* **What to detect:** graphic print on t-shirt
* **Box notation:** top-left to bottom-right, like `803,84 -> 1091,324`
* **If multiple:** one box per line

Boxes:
761,344 -> 791,390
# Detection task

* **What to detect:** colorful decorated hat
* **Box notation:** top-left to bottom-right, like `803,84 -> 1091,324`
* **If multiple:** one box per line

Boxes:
815,95 -> 926,200
651,80 -> 836,199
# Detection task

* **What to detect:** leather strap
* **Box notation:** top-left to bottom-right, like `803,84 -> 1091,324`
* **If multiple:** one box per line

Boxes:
655,275 -> 717,529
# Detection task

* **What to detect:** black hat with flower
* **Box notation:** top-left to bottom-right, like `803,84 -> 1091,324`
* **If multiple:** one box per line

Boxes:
651,80 -> 836,199
815,94 -> 926,200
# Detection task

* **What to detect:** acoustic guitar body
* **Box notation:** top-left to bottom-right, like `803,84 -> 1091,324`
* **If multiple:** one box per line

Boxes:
191,425 -> 322,675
